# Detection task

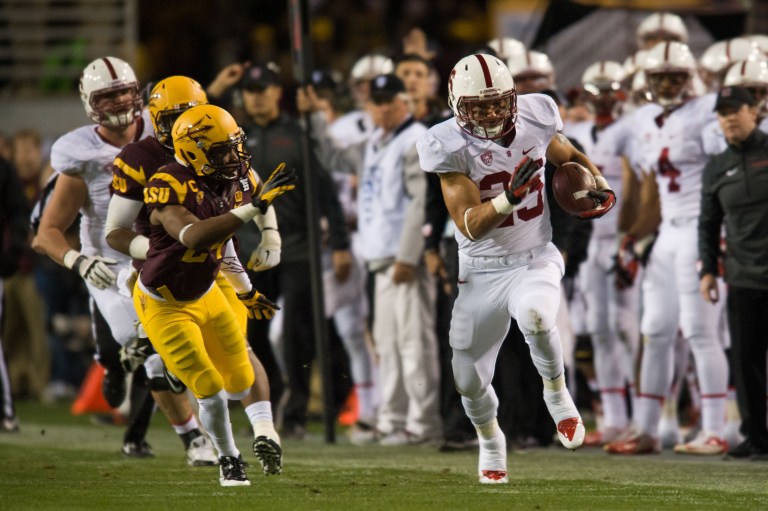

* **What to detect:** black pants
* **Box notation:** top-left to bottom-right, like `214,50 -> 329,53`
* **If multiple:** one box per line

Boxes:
727,286 -> 768,448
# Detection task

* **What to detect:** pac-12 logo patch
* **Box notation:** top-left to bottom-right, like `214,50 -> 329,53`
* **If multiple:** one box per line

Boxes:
481,151 -> 493,166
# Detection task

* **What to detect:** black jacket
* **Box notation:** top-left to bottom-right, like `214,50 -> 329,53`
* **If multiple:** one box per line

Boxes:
237,113 -> 350,263
0,158 -> 29,277
699,128 -> 768,290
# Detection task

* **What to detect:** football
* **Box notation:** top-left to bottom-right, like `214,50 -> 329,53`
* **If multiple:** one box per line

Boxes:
552,162 -> 598,217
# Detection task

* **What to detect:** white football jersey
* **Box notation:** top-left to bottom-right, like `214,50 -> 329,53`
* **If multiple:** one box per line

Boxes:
418,93 -> 561,258
49,110 -> 152,263
634,94 -> 717,220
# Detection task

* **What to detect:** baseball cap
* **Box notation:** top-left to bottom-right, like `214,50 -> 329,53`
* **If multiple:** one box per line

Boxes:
241,63 -> 280,91
310,69 -> 340,93
714,86 -> 755,112
369,73 -> 405,103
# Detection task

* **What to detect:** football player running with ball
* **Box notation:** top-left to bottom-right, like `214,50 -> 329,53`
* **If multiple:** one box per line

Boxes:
132,104 -> 295,486
417,54 -> 615,484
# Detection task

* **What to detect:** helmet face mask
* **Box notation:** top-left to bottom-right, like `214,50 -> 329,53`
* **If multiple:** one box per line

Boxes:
646,71 -> 690,107
173,105 -> 251,182
449,54 -> 517,140
79,57 -> 143,128
643,42 -> 696,108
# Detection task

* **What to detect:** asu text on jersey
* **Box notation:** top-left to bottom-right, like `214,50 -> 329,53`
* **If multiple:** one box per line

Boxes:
140,162 -> 256,301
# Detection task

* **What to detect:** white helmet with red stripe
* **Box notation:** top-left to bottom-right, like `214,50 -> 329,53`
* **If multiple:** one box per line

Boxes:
506,51 -> 555,92
79,56 -> 143,128
724,58 -> 768,114
448,53 -> 516,140
643,41 -> 696,108
700,38 -> 762,75
486,37 -> 526,61
636,12 -> 688,49
745,34 -> 768,56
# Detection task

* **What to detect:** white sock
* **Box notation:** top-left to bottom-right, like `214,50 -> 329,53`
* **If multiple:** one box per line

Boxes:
172,414 -> 200,435
245,401 -> 279,441
198,391 -> 238,458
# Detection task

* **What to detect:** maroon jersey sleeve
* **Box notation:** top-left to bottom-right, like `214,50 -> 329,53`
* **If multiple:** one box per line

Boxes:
112,137 -> 172,201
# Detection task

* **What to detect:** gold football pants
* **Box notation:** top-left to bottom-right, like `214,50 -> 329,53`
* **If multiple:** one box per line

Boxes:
133,284 -> 254,399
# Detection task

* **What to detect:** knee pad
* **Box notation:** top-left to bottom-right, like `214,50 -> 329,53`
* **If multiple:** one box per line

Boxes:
143,353 -> 165,380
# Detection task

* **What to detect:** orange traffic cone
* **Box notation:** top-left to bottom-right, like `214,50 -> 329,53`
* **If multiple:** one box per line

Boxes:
337,388 -> 359,426
71,361 -> 112,415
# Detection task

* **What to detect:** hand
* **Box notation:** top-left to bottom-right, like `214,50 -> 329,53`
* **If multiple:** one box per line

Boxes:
332,249 -> 352,283
579,175 -> 616,219
392,261 -> 416,284
119,338 -> 153,373
424,249 -> 452,295
74,254 -> 118,289
206,62 -> 248,98
506,156 -> 541,204
237,288 -> 280,320
253,163 -> 297,213
613,235 -> 638,290
248,228 -> 281,271
700,273 -> 719,304
296,85 -> 322,114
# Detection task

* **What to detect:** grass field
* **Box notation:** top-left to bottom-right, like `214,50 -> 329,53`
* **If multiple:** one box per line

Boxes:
1,401 -> 766,511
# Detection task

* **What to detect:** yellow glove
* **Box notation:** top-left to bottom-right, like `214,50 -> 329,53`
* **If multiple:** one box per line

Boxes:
236,288 -> 280,320
253,163 -> 297,213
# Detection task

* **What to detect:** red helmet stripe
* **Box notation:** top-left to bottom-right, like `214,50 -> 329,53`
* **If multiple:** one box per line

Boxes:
664,42 -> 671,63
102,57 -> 118,80
474,54 -> 493,87
741,61 -> 748,76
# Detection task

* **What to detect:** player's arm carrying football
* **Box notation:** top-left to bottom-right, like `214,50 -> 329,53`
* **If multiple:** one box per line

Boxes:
546,132 -> 616,219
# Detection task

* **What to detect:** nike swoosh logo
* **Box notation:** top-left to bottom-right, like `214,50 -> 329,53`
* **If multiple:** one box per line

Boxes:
522,147 -> 534,155
725,168 -> 738,177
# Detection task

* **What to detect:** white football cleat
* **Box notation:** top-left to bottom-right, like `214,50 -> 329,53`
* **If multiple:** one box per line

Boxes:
477,426 -> 508,484
543,387 -> 585,450
186,435 -> 218,466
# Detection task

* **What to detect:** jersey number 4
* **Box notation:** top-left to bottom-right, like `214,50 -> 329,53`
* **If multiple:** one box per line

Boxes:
657,148 -> 681,193
479,172 -> 544,227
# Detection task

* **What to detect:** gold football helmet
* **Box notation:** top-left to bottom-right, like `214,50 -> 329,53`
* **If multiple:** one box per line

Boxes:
172,104 -> 250,181
148,76 -> 208,149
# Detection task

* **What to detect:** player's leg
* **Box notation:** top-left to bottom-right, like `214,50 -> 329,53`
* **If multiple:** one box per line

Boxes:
134,287 -> 248,486
203,285 -> 282,475
674,228 -> 728,454
584,237 -> 630,443
450,260 -> 512,484
607,229 -> 678,454
511,245 -> 584,449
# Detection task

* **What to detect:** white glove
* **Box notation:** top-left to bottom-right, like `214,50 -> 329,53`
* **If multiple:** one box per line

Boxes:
248,229 -> 281,271
63,249 -> 118,289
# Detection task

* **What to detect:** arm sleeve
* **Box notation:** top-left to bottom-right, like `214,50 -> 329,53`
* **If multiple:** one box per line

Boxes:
219,239 -> 252,294
698,159 -> 724,277
397,143 -> 427,266
105,195 -> 144,235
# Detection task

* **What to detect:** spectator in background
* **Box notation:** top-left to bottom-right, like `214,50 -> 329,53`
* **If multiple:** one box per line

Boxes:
1,129 -> 49,401
699,86 -> 768,460
210,62 -> 353,438
358,74 -> 441,445
0,151 -> 29,431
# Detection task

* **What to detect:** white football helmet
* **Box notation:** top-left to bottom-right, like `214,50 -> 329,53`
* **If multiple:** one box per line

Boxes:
79,56 -> 142,128
643,41 -> 696,108
349,54 -> 394,82
636,12 -> 688,49
506,51 -> 555,93
745,34 -> 768,56
486,37 -> 526,61
724,59 -> 768,115
582,61 -> 626,121
623,50 -> 649,78
700,38 -> 762,92
448,54 -> 516,140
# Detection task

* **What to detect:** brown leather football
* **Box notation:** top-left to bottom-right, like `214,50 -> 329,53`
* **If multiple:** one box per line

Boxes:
552,162 -> 598,217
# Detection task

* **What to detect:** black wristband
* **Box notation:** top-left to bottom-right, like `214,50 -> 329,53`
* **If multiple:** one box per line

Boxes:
72,255 -> 87,273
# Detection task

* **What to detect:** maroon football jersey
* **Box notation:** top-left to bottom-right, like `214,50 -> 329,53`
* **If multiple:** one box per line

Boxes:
112,136 -> 174,270
140,161 -> 257,301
